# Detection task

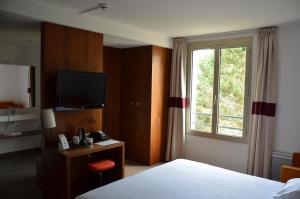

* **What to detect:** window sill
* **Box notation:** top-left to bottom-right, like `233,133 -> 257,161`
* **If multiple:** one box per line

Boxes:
187,130 -> 248,144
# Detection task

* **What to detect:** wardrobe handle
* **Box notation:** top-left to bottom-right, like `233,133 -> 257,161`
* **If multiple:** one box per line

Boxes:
136,102 -> 140,107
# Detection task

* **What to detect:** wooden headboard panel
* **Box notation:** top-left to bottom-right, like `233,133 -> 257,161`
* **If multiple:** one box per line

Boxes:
41,22 -> 103,146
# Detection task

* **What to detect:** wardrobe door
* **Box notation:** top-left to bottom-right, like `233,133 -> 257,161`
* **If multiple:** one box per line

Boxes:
121,46 -> 152,164
149,46 -> 172,165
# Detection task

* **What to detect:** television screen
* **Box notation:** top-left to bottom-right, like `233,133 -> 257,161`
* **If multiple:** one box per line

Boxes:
56,71 -> 106,111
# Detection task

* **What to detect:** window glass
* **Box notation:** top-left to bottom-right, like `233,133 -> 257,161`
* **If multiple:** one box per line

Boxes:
217,47 -> 247,137
190,49 -> 215,133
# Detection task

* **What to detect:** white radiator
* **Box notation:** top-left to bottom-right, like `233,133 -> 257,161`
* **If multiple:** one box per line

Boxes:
271,151 -> 292,181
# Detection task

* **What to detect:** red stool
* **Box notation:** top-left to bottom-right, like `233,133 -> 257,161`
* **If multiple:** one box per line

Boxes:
87,159 -> 115,187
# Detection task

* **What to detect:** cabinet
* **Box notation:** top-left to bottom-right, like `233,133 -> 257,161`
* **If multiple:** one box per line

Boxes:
121,46 -> 171,165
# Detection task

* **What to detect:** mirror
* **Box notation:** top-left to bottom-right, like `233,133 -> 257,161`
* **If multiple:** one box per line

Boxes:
0,64 -> 35,109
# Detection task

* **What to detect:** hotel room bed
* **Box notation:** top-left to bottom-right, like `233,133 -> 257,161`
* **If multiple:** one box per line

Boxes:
77,159 -> 283,199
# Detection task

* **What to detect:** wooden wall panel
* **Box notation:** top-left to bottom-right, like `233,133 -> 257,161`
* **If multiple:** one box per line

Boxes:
41,22 -> 103,146
150,46 -> 171,164
103,46 -> 122,140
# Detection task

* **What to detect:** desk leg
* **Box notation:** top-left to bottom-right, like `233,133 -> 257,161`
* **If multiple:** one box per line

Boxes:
115,145 -> 125,179
121,145 -> 125,178
66,158 -> 71,199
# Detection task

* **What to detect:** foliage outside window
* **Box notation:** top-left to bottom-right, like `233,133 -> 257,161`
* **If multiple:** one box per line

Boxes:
187,37 -> 252,142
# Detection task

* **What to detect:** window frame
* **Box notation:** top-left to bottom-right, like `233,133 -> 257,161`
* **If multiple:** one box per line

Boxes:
186,37 -> 253,143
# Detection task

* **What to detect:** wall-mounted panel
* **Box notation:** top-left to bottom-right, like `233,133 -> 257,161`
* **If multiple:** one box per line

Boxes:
41,22 -> 103,146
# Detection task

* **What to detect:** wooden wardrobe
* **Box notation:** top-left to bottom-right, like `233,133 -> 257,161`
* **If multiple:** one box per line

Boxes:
120,46 -> 171,165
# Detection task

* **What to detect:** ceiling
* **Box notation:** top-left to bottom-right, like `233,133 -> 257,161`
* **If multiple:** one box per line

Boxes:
1,0 -> 300,48
42,0 -> 300,37
0,10 -> 147,48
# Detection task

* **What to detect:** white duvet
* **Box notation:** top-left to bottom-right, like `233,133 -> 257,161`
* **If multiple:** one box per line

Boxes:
77,159 -> 283,199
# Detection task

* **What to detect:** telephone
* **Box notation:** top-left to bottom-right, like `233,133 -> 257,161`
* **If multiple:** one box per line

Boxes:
58,134 -> 70,150
88,131 -> 110,142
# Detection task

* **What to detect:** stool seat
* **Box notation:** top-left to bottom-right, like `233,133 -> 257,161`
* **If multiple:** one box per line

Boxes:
88,159 -> 115,173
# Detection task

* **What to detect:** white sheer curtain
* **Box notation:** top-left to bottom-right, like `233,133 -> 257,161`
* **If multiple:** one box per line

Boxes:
165,38 -> 188,161
247,27 -> 278,178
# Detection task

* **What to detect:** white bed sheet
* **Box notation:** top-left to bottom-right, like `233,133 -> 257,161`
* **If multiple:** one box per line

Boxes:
77,159 -> 283,199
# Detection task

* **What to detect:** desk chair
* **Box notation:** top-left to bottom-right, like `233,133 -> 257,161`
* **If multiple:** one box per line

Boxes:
280,152 -> 300,182
88,159 -> 115,187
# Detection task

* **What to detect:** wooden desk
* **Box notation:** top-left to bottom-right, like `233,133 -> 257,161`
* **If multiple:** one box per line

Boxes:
46,141 -> 125,199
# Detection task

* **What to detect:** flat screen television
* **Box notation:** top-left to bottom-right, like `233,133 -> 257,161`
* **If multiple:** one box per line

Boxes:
56,71 -> 106,111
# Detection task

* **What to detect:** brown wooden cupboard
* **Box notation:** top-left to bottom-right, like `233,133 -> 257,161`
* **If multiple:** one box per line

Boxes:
120,46 -> 171,165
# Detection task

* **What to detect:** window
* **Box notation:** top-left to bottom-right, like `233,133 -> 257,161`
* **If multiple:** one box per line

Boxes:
187,37 -> 252,142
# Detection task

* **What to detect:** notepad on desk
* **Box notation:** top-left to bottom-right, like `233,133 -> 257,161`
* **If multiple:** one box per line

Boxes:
96,139 -> 120,146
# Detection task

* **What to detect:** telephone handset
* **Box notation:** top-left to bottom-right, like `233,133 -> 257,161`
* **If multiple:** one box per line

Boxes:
89,131 -> 110,142
58,134 -> 70,150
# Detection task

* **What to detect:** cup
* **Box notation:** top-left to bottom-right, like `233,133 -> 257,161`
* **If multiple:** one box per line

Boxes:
84,137 -> 93,147
73,136 -> 80,145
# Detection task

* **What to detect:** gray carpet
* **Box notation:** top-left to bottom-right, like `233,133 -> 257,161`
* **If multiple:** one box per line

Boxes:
0,149 -> 42,199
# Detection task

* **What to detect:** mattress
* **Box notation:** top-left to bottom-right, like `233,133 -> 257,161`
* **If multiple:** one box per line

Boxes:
76,159 -> 283,199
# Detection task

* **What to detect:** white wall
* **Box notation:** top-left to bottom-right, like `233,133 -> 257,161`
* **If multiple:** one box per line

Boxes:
185,136 -> 249,173
274,21 -> 300,153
